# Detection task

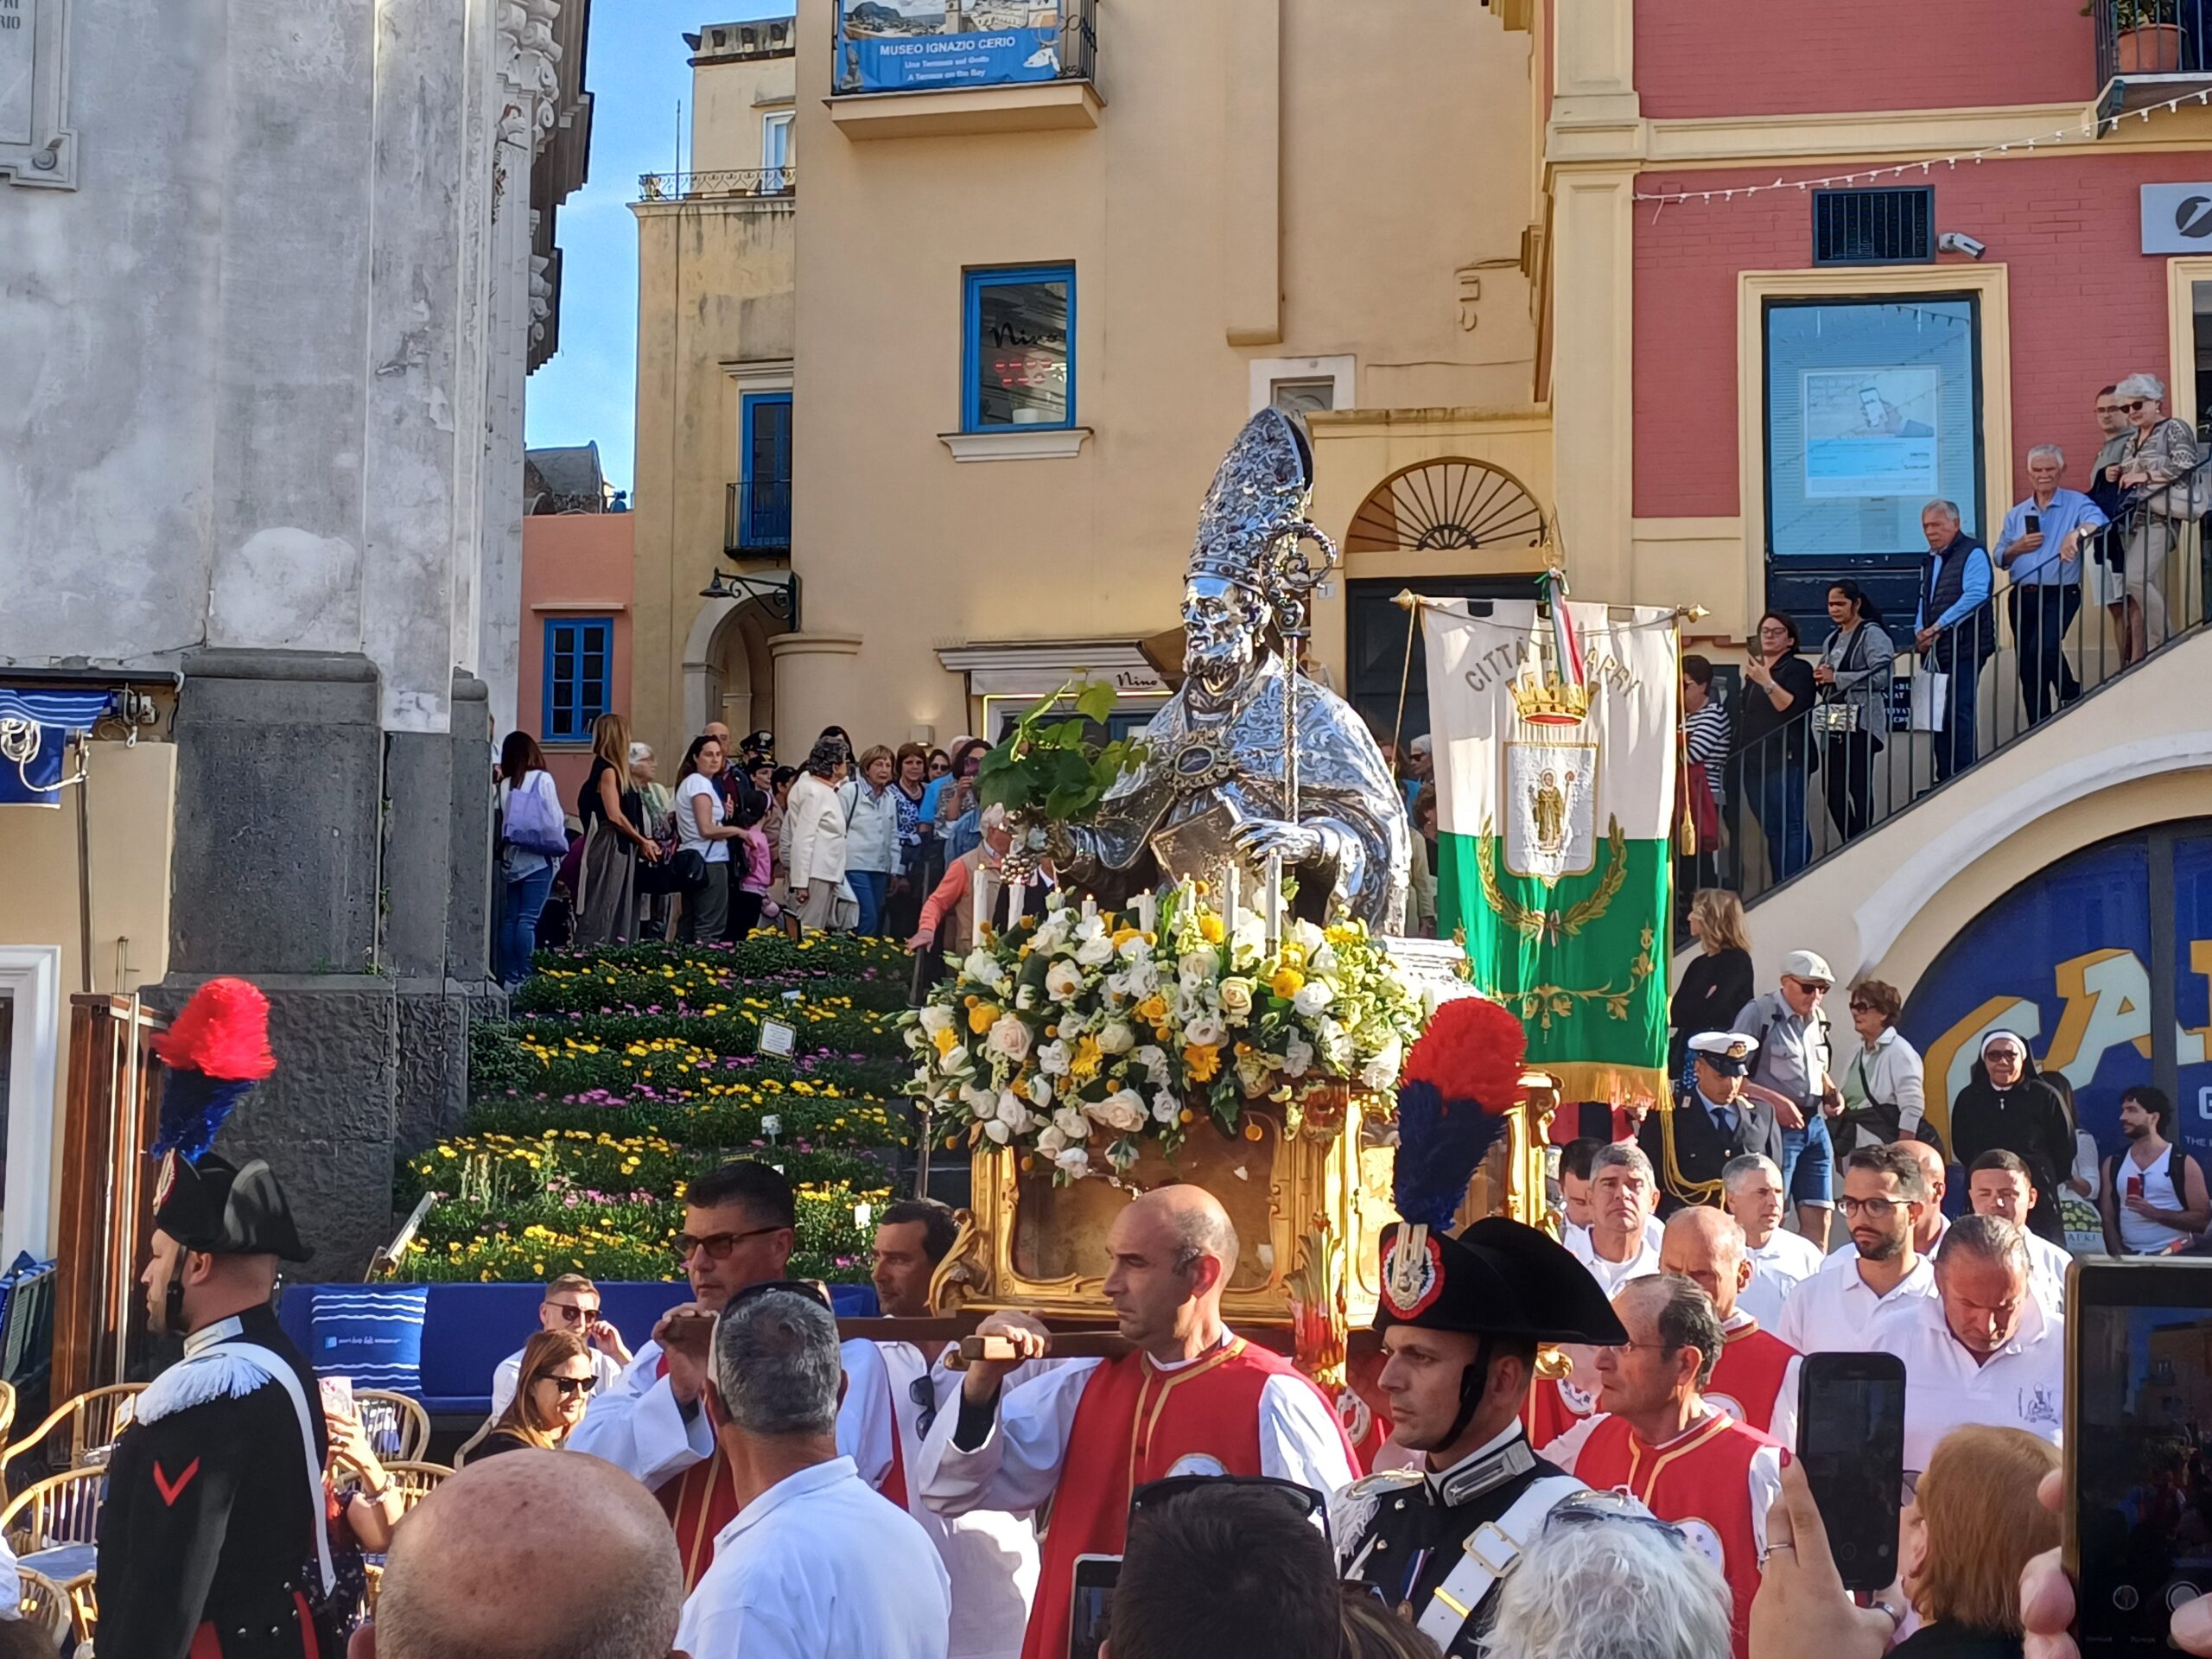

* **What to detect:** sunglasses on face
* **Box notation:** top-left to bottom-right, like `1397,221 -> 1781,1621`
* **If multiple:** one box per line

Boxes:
2123,399 -> 2151,412
675,1224 -> 786,1264
1849,1001 -> 1876,1014
547,1302 -> 599,1325
540,1374 -> 594,1398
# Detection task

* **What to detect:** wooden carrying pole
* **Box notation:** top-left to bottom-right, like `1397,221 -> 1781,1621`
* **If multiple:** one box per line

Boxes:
55,995 -> 164,1402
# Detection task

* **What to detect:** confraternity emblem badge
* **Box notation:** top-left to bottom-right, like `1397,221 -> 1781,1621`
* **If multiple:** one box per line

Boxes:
1503,740 -> 1598,883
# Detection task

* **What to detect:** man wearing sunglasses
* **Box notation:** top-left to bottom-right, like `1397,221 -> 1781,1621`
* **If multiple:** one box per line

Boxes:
487,1273 -> 632,1422
567,1160 -> 798,1591
1335,1217 -> 1628,1656
841,1198 -> 1050,1659
917,1185 -> 1357,1659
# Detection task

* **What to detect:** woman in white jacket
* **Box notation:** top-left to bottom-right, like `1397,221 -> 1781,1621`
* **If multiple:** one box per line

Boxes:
845,744 -> 904,938
785,736 -> 853,932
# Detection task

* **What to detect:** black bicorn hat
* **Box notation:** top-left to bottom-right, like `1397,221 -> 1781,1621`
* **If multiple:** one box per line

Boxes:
153,1154 -> 314,1263
1375,1217 -> 1627,1347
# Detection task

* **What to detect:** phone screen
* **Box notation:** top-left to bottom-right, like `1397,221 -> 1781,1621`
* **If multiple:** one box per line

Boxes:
2069,1262 -> 2212,1653
1798,1352 -> 1907,1592
1068,1555 -> 1120,1659
2027,512 -> 2043,535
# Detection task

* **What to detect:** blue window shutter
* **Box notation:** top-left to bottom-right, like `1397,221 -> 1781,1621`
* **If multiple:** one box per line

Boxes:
541,616 -> 614,741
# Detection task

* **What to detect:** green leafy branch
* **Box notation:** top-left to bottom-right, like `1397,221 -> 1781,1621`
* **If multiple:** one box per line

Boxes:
976,678 -> 1147,823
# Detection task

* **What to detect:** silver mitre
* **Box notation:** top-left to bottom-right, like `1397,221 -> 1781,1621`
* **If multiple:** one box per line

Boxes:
1187,407 -> 1332,602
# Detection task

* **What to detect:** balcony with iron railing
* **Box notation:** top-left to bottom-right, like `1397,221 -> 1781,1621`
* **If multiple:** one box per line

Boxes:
636,166 -> 795,202
728,477 -> 792,555
2094,0 -> 2212,118
1697,449 -> 2212,937
830,0 -> 1102,139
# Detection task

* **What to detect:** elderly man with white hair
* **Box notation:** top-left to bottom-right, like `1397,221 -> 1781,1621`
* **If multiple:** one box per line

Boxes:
906,802 -> 1053,952
2109,370 -> 2203,664
1910,497 -> 1995,783
1720,1154 -> 1823,1331
1994,443 -> 2107,727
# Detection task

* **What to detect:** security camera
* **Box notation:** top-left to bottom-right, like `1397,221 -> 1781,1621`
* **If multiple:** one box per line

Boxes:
1936,232 -> 1986,260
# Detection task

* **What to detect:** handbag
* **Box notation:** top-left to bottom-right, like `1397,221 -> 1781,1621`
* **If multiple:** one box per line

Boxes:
1908,667 -> 1949,733
1682,763 -> 1720,842
2130,423 -> 2209,520
502,774 -> 570,859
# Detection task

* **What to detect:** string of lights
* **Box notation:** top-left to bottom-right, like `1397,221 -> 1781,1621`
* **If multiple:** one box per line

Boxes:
1634,88 -> 2212,209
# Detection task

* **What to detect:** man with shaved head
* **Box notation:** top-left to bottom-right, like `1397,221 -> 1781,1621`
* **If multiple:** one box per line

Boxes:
355,1447 -> 681,1659
1659,1207 -> 1801,1443
918,1184 -> 1357,1659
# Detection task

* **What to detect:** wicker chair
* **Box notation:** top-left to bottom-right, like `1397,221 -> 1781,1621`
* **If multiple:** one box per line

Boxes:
0,1383 -> 143,1498
346,1460 -> 454,1617
353,1390 -> 431,1463
0,1468 -> 109,1597
16,1565 -> 74,1649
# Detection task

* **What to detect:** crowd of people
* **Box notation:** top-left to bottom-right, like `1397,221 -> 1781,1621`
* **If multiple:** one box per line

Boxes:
487,716 -> 1018,984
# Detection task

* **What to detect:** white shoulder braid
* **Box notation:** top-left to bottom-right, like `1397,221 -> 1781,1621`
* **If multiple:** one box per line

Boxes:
136,1347 -> 280,1426
1329,1466 -> 1423,1550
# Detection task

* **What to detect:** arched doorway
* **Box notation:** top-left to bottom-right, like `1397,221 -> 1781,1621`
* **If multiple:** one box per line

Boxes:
1345,458 -> 1547,555
683,597 -> 779,741
1340,459 -> 1548,742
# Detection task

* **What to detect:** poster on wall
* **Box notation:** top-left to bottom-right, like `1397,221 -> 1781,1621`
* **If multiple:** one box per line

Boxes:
835,2 -> 1065,94
1802,368 -> 1941,499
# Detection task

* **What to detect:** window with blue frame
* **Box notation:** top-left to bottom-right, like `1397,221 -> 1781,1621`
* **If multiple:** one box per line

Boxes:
963,265 -> 1074,432
739,392 -> 792,549
1764,294 -> 1984,558
542,617 -> 613,744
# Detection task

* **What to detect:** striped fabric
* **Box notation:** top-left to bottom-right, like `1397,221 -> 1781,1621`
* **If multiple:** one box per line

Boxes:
308,1285 -> 429,1395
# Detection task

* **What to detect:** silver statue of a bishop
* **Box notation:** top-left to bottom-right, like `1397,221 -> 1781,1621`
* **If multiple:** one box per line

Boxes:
1031,409 -> 1411,931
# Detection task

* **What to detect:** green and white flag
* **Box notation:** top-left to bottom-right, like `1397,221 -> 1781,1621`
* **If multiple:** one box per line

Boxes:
1421,596 -> 1679,1106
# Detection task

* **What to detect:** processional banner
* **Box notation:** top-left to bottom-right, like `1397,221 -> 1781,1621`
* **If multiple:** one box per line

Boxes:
1421,596 -> 1678,1106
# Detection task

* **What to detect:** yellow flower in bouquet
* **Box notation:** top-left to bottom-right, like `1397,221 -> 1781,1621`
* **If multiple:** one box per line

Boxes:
1183,1043 -> 1223,1082
931,1027 -> 961,1058
969,1001 -> 1000,1034
1269,967 -> 1306,999
1198,913 -> 1226,944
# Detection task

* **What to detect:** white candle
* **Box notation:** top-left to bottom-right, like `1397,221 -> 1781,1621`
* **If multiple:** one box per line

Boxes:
1224,863 -> 1241,926
1082,894 -> 1097,922
1137,890 -> 1157,936
1264,853 -> 1282,955
1008,880 -> 1028,926
974,871 -> 997,949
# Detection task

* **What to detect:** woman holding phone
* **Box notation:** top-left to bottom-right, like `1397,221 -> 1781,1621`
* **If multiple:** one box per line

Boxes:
1738,610 -> 1817,884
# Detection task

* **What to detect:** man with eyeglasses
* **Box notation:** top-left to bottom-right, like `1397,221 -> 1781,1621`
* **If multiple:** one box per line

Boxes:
1774,1145 -> 1936,1356
841,1198 -> 1048,1659
918,1185 -> 1355,1659
1732,950 -> 1843,1250
1334,1217 -> 1629,1656
488,1273 -> 632,1422
1862,1215 -> 2064,1475
1543,1274 -> 1783,1659
567,1160 -> 798,1591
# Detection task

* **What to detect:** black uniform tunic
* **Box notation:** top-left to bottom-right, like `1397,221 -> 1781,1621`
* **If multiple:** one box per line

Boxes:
1336,1430 -> 1580,1657
97,1304 -> 332,1659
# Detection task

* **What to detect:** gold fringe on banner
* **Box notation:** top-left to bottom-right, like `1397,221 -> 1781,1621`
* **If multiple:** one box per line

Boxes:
1543,1063 -> 1672,1116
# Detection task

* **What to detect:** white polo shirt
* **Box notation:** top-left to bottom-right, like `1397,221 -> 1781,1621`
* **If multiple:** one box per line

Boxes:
1565,1224 -> 1664,1297
1862,1294 -> 2065,1474
1775,1254 -> 1936,1354
2019,1228 -> 2074,1321
1737,1230 -> 1825,1331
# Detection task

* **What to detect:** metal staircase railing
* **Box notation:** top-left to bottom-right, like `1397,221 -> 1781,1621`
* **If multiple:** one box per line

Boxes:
1694,449 -> 2212,920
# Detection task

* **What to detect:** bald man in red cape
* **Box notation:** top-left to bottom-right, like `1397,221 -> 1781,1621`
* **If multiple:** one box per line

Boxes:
916,1185 -> 1358,1659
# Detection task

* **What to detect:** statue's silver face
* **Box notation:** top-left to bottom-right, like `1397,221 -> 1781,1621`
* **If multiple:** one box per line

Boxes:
1182,578 -> 1257,690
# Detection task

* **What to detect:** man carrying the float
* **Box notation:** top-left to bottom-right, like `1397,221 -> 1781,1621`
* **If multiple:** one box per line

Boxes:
96,979 -> 338,1659
564,1159 -> 800,1589
916,1185 -> 1357,1659
1332,1217 -> 1629,1655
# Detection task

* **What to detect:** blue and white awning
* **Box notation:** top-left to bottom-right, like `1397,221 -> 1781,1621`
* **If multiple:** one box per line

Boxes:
0,688 -> 116,808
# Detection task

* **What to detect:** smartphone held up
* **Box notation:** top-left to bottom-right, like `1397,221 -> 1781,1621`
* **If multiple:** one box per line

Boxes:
2067,1257 -> 2212,1654
1796,1351 -> 1907,1592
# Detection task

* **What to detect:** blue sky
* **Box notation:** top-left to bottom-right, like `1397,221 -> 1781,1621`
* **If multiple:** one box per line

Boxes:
525,0 -> 791,493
